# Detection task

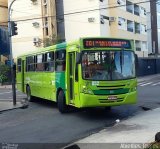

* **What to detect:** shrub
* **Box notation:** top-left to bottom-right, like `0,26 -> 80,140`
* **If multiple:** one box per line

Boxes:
0,62 -> 10,84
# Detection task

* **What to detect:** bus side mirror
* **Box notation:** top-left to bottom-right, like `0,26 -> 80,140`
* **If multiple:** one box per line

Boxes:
76,52 -> 82,64
135,54 -> 138,75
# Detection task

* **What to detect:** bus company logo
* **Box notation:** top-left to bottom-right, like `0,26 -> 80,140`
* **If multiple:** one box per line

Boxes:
109,90 -> 114,94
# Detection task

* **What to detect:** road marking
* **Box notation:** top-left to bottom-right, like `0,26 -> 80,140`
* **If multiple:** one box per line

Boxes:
140,82 -> 153,86
0,91 -> 12,95
138,82 -> 146,85
151,82 -> 160,86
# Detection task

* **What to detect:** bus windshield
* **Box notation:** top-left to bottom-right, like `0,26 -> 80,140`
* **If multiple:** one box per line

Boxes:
82,50 -> 135,81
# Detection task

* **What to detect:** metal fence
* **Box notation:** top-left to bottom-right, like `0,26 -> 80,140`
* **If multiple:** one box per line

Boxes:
137,58 -> 160,76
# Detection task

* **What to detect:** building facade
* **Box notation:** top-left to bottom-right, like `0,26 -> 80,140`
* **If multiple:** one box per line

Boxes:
10,0 -> 57,58
0,0 -> 8,62
63,0 -> 149,57
11,0 -> 149,58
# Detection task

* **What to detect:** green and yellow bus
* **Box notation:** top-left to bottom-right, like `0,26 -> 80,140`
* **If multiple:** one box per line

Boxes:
16,37 -> 137,113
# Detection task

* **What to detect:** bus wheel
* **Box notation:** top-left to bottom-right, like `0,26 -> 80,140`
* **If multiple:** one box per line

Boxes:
26,86 -> 33,102
57,90 -> 68,113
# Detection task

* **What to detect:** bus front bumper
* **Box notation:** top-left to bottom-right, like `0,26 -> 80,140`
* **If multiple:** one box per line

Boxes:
79,91 -> 137,108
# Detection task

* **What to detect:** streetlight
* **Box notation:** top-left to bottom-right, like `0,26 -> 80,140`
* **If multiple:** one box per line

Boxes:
8,0 -> 17,105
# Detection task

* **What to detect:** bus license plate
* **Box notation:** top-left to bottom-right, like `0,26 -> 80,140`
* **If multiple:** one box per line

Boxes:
108,96 -> 117,100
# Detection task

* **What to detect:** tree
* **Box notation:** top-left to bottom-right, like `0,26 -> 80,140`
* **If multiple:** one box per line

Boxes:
43,34 -> 64,47
0,62 -> 10,84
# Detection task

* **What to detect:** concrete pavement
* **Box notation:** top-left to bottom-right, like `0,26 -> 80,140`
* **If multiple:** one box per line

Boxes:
64,108 -> 160,149
0,85 -> 25,112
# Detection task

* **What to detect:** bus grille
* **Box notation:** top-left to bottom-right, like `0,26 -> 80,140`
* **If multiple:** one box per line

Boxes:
98,98 -> 124,103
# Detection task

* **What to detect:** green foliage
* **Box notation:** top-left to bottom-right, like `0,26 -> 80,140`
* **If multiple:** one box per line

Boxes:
43,34 -> 64,47
0,62 -> 10,83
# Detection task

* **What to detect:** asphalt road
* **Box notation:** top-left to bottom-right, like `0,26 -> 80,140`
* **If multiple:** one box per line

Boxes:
0,75 -> 160,148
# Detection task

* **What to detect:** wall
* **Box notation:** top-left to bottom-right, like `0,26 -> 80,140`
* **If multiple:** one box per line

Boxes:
9,0 -> 44,58
137,58 -> 160,76
63,0 -> 109,42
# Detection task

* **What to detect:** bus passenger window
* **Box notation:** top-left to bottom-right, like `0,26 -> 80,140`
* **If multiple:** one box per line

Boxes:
26,56 -> 35,72
44,52 -> 54,71
55,50 -> 66,72
17,59 -> 21,72
36,54 -> 44,71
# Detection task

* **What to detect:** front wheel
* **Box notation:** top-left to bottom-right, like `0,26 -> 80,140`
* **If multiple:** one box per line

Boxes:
57,90 -> 68,113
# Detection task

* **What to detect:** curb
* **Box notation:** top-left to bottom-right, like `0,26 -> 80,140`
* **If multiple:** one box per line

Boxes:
0,101 -> 28,113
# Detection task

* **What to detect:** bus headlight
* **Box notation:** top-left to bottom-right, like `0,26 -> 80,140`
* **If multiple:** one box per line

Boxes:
130,86 -> 137,92
81,86 -> 93,94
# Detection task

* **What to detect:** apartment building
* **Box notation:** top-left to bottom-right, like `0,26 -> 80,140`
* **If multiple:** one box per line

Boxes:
109,0 -> 149,57
11,0 -> 149,58
0,0 -> 8,62
10,0 -> 57,58
63,0 -> 149,57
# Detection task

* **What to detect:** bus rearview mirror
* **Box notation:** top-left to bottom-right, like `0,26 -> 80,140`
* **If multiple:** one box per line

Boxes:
135,54 -> 138,75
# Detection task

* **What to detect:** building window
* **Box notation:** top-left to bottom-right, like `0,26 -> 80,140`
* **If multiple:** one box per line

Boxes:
135,40 -> 141,51
118,17 -> 126,30
135,22 -> 140,34
134,4 -> 140,16
127,20 -> 134,32
44,17 -> 49,36
126,1 -> 133,13
142,41 -> 147,51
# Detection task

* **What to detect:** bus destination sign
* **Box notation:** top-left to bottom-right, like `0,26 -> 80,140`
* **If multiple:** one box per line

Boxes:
83,38 -> 131,49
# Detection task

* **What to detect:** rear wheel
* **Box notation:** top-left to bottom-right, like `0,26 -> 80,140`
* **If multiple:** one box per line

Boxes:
26,86 -> 34,102
57,90 -> 68,113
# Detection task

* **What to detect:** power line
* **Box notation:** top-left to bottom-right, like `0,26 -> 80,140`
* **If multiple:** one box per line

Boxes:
1,0 -> 154,24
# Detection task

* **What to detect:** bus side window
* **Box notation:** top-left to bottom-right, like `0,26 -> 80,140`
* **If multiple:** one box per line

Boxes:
17,58 -> 22,72
44,52 -> 54,71
36,54 -> 44,71
55,50 -> 66,72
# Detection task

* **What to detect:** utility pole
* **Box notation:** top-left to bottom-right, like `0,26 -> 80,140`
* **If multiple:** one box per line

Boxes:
8,0 -> 17,106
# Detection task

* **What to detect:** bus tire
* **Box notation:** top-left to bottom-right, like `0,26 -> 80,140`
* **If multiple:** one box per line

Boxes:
26,86 -> 34,102
57,90 -> 68,113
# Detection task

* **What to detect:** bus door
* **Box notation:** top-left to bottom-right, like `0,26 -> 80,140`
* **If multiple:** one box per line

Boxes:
17,59 -> 25,92
68,52 -> 79,104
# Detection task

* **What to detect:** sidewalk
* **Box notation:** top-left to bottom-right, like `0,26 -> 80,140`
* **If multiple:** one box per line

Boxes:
0,85 -> 12,89
0,85 -> 25,112
0,100 -> 23,112
66,108 -> 160,149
